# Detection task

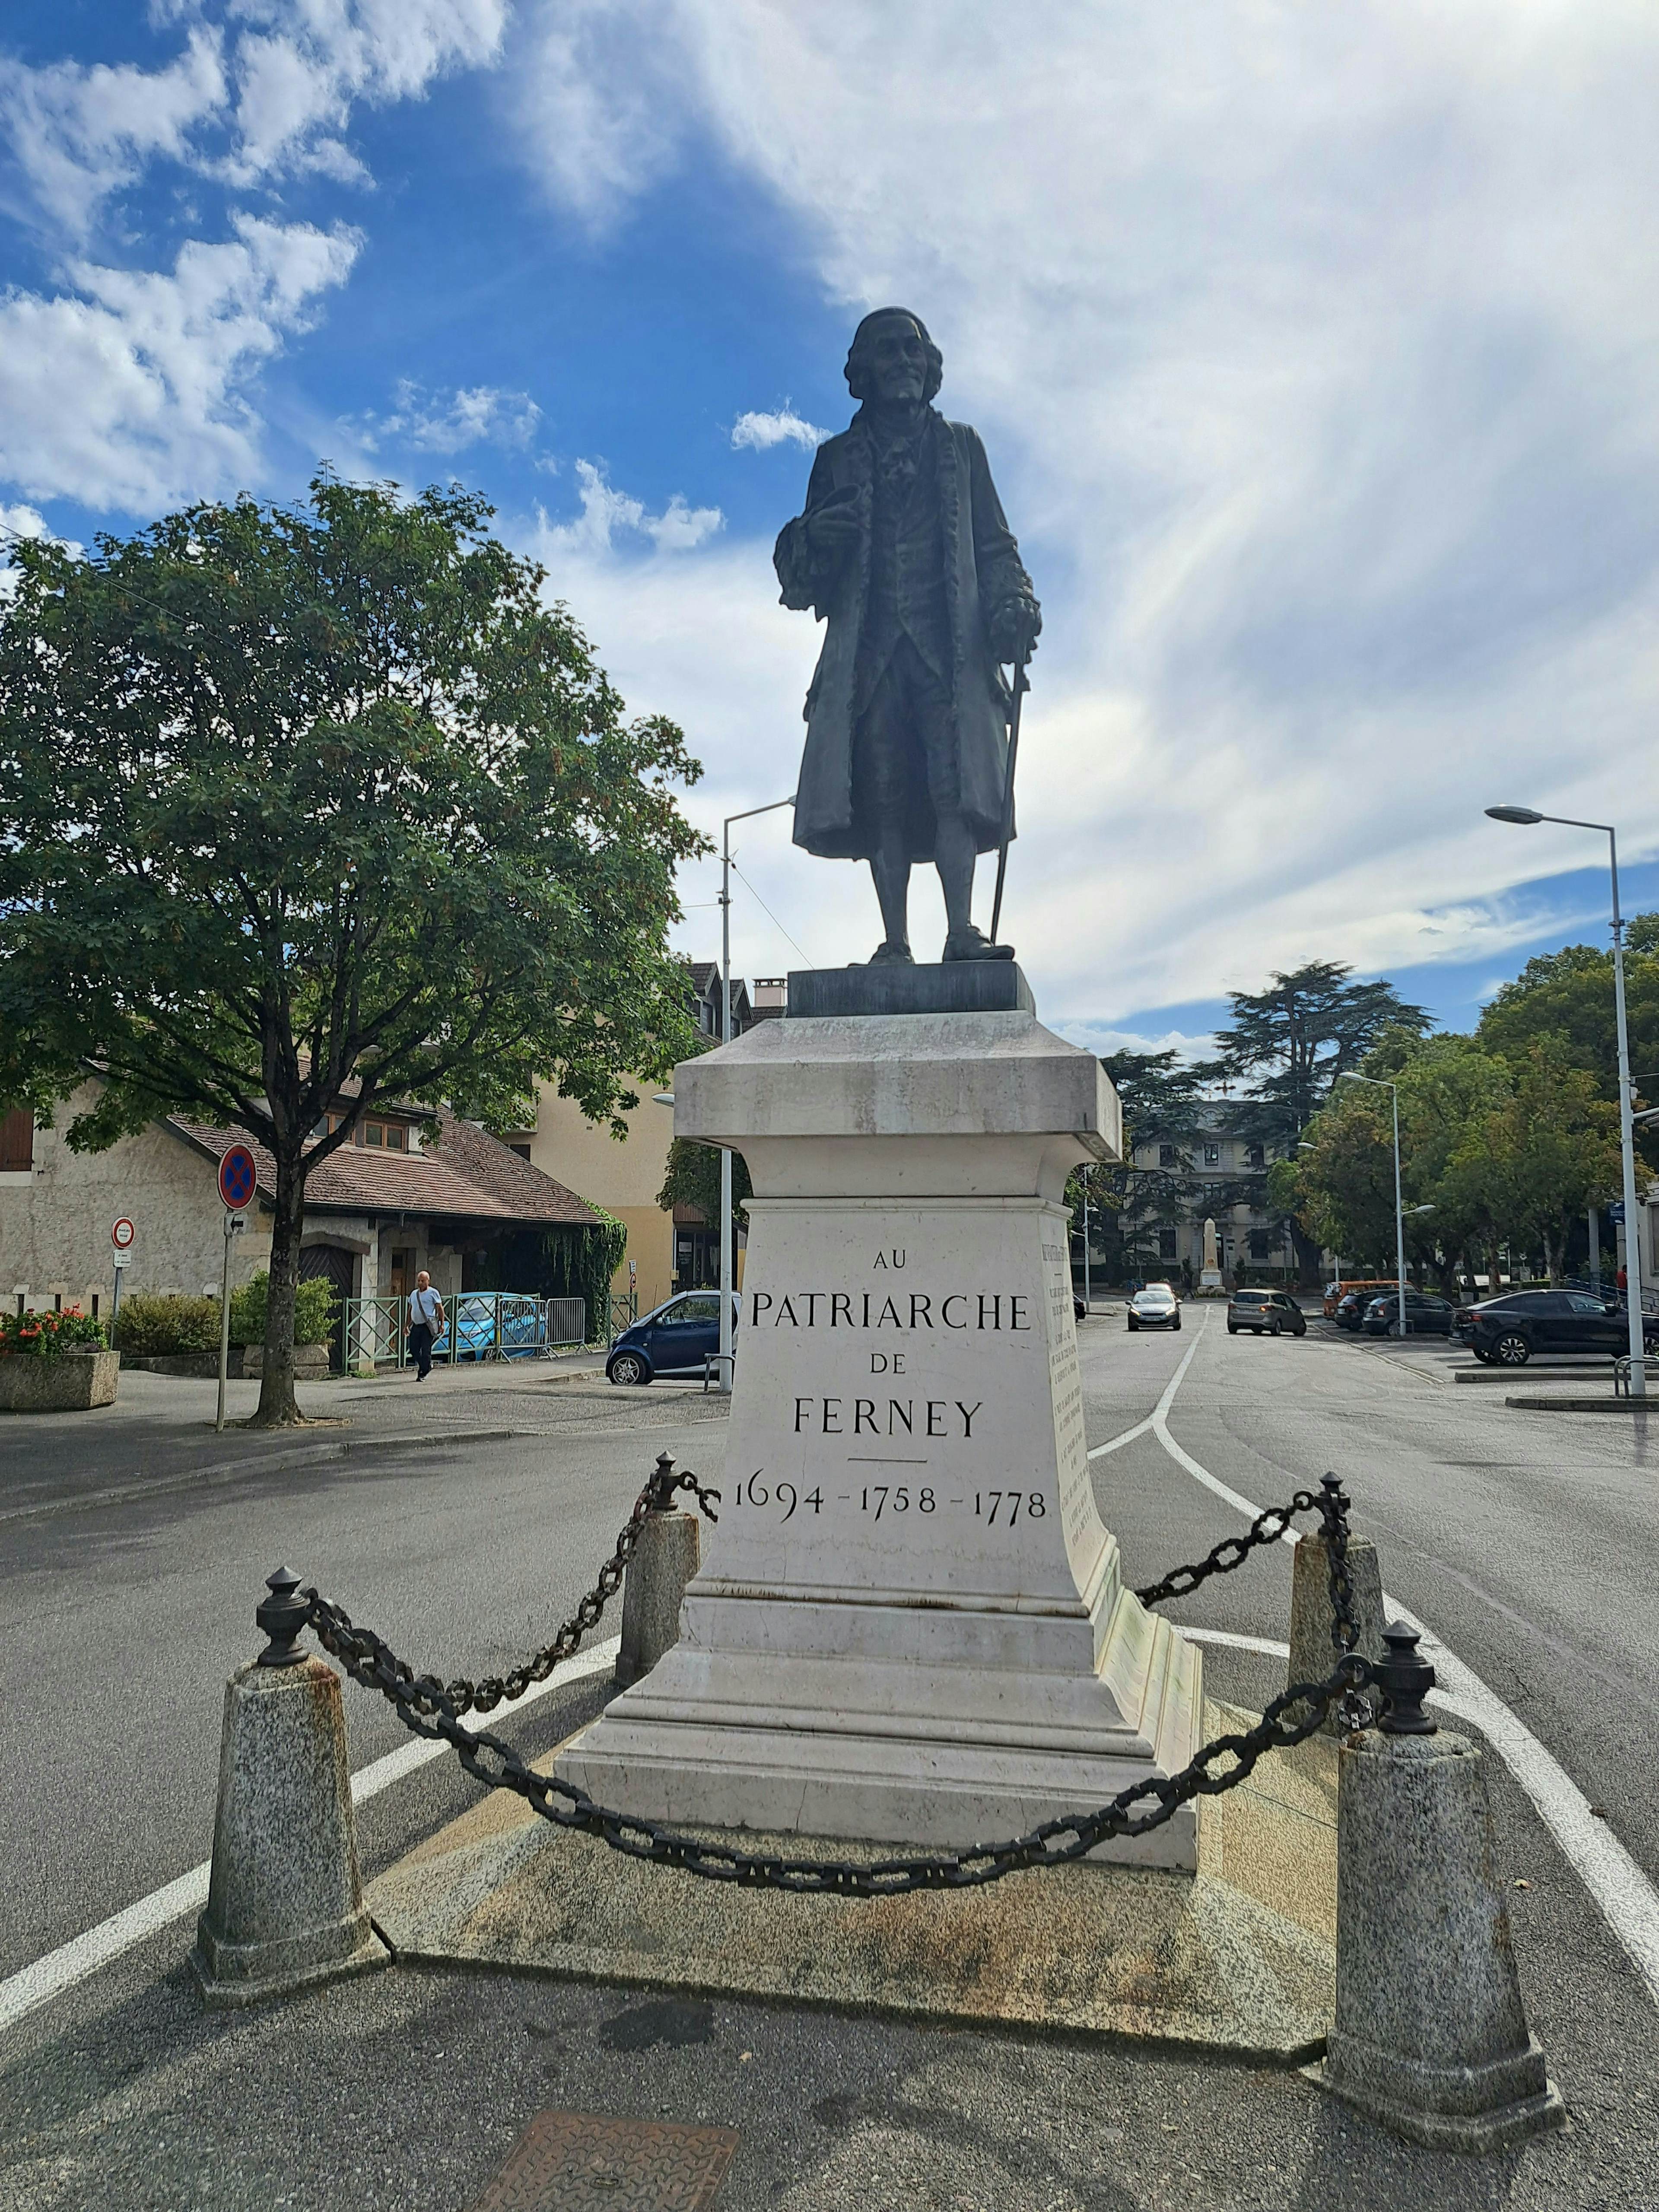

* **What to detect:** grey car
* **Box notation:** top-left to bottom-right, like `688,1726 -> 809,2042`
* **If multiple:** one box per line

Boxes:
1227,1289 -> 1307,1338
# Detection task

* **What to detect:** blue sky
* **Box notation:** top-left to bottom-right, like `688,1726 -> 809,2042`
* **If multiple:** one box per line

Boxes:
5,3 -> 1659,1063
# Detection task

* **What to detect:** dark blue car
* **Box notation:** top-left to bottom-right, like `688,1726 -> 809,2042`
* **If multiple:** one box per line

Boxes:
606,1291 -> 739,1386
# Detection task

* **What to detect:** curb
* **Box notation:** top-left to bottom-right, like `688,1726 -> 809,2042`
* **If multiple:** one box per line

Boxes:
1503,1395 -> 1653,1412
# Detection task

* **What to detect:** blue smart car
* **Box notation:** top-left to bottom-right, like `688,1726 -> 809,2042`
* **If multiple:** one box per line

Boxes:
605,1291 -> 740,1385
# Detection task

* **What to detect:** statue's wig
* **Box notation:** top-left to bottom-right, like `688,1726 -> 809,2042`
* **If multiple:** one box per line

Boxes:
844,308 -> 944,405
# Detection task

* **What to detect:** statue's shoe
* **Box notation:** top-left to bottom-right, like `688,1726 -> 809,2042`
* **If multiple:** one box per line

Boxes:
868,939 -> 914,965
942,928 -> 1015,962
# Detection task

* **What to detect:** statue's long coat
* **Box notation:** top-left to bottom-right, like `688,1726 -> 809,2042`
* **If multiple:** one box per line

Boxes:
774,408 -> 1033,863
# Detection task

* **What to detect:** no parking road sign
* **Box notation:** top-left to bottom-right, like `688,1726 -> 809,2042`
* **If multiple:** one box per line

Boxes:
218,1144 -> 257,1212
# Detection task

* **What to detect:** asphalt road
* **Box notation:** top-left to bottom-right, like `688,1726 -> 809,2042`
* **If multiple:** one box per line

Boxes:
3,1319 -> 1657,2209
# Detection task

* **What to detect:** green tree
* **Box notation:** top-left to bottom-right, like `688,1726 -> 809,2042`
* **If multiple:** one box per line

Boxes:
1068,1050 -> 1205,1282
1269,1091 -> 1397,1272
0,475 -> 706,1424
1205,962 -> 1428,1280
1444,1043 -> 1623,1283
658,1137 -> 752,1245
1275,1032 -> 1513,1293
1476,917 -> 1659,1169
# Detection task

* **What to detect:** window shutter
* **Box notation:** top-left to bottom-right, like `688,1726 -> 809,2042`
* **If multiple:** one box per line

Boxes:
0,1109 -> 33,1173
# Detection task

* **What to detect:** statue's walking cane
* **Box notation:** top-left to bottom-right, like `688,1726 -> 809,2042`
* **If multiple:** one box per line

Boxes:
988,639 -> 1033,946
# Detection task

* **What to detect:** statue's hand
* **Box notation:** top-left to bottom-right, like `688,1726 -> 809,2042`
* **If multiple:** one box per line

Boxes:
803,486 -> 861,568
989,594 -> 1042,664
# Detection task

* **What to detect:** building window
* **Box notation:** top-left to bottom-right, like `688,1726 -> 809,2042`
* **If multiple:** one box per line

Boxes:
1158,1227 -> 1179,1260
1204,1143 -> 1220,1165
1246,1144 -> 1265,1169
360,1119 -> 407,1150
508,1142 -> 531,1161
1249,1227 -> 1271,1260
1158,1144 -> 1177,1167
0,1108 -> 33,1172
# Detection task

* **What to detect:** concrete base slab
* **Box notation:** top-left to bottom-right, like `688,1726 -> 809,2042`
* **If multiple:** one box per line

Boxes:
367,1701 -> 1337,2059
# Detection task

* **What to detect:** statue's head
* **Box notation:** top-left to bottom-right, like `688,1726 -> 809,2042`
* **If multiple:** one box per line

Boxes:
845,308 -> 943,407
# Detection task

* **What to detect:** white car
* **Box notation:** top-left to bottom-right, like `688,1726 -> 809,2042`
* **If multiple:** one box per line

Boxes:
1127,1284 -> 1182,1332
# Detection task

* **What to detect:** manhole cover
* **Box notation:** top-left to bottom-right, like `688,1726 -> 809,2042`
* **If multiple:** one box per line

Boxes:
467,2110 -> 739,2211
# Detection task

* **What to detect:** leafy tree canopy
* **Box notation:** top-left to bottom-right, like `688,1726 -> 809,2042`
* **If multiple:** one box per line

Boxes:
0,473 -> 707,1421
1477,915 -> 1659,1160
1202,961 -> 1430,1145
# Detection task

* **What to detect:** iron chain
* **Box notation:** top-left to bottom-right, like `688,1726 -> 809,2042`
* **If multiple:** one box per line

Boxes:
305,1452 -> 719,1723
297,1462 -> 1373,1897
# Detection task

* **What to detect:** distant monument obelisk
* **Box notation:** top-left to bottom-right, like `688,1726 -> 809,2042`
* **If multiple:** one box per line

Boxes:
1199,1217 -> 1224,1293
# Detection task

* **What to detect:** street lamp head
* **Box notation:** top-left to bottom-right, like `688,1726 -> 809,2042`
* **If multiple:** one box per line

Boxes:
1485,805 -> 1544,826
1297,1142 -> 1316,1151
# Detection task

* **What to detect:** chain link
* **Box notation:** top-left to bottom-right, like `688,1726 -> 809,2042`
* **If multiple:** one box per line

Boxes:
296,1462 -> 1371,1896
305,1452 -> 720,1722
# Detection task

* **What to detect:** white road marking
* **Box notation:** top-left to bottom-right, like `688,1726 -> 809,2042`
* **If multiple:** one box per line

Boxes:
0,1636 -> 619,2036
1132,1323 -> 1659,2009
1087,1319 -> 1207,1460
1181,1625 -> 1290,1659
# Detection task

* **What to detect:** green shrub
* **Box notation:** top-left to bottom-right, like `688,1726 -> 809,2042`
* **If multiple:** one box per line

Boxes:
111,1293 -> 220,1355
229,1271 -> 337,1347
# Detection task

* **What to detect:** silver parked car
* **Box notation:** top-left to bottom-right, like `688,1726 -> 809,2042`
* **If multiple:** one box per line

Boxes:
1127,1284 -> 1182,1332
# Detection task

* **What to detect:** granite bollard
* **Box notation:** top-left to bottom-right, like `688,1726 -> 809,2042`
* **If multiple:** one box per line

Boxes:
1316,1625 -> 1565,2150
191,1570 -> 388,2007
616,1500 -> 700,1688
1287,1525 -> 1385,1732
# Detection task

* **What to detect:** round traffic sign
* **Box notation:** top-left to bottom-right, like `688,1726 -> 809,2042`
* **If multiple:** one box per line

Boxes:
111,1217 -> 135,1251
218,1145 -> 257,1211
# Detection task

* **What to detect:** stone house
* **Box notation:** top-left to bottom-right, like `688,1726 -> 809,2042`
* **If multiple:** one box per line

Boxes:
0,1083 -> 597,1343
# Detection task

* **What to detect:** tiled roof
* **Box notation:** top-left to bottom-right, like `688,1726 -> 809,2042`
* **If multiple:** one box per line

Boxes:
170,1110 -> 599,1228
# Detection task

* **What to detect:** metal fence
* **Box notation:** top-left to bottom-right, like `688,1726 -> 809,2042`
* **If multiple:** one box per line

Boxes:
341,1291 -> 592,1372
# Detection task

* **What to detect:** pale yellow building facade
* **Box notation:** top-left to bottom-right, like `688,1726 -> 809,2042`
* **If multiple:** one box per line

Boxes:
520,1081 -> 678,1314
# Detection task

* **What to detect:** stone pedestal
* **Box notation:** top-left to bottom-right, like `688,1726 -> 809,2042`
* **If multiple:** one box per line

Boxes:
557,1007 -> 1203,1867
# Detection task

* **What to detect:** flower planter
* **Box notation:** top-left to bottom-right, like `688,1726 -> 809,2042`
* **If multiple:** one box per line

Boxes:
0,1349 -> 121,1411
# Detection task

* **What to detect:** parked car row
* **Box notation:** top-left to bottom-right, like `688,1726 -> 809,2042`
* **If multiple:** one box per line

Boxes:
1454,1288 -> 1659,1366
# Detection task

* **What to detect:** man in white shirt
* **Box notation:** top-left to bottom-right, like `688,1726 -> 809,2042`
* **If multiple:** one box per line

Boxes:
406,1271 -> 445,1380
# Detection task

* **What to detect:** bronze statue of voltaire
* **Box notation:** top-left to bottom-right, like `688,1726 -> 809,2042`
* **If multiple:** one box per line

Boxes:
775,308 -> 1041,965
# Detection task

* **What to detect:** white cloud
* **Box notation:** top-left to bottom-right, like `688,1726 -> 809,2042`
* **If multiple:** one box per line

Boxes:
731,405 -> 826,453
0,4 -> 509,229
0,216 -> 361,509
534,460 -> 722,559
219,1 -> 509,188
366,378 -> 542,454
0,6 -> 505,515
504,0 -> 687,232
0,502 -> 86,599
0,27 -> 228,241
508,1 -> 1659,1022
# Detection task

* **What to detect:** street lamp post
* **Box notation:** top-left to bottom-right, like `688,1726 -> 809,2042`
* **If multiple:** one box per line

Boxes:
1486,805 -> 1646,1396
716,795 -> 797,1394
1334,1071 -> 1429,1338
